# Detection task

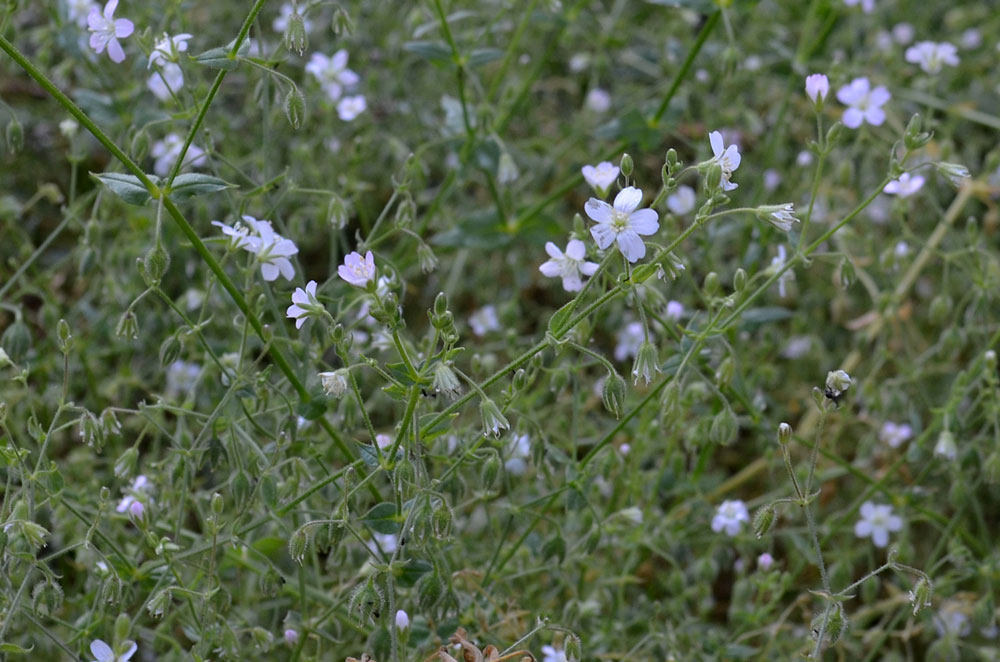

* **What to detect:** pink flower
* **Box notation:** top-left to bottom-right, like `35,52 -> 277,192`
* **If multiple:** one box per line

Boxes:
87,0 -> 134,63
338,251 -> 376,287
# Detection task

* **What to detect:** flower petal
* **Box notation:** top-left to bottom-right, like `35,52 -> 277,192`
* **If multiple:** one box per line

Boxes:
115,18 -> 134,38
107,38 -> 125,63
565,239 -> 586,260
261,262 -> 279,281
584,198 -> 612,223
544,241 -> 562,259
616,231 -> 646,262
842,108 -> 864,129
613,186 -> 642,213
590,224 -> 615,250
628,208 -> 659,235
854,520 -> 872,537
709,130 -> 724,158
579,261 -> 599,276
864,107 -> 886,126
539,260 -> 561,277
91,640 -> 114,662
872,528 -> 889,547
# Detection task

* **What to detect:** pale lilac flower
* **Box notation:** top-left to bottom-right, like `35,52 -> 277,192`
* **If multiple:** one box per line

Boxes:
568,53 -> 589,72
469,305 -> 500,336
370,532 -> 397,554
305,50 -> 359,101
286,280 -> 320,329
147,63 -> 184,101
581,161 -> 619,196
243,216 -> 298,281
883,172 -> 925,197
781,336 -> 812,359
375,433 -> 392,449
905,41 -> 959,75
151,133 -> 207,177
619,443 -> 631,455
165,360 -> 200,398
666,185 -> 696,215
836,77 -> 891,129
854,501 -> 903,548
584,88 -> 611,113
539,239 -> 598,292
892,22 -> 915,45
336,95 -> 367,121
211,218 -> 254,250
87,0 -> 133,63
708,131 -> 741,191
879,421 -> 913,448
90,639 -> 137,662
128,500 -> 144,520
796,150 -> 813,167
585,186 -> 659,262
541,645 -> 568,662
504,433 -> 531,475
843,0 -> 874,12
960,29 -> 982,50
273,2 -> 313,33
614,321 -> 644,361
665,300 -> 684,321
758,552 -> 775,571
805,73 -> 830,106
894,241 -> 910,257
116,475 -> 150,513
763,169 -> 782,191
66,0 -> 98,27
711,499 -> 750,537
395,609 -> 410,630
338,251 -> 376,287
148,33 -> 192,68
284,629 -> 299,645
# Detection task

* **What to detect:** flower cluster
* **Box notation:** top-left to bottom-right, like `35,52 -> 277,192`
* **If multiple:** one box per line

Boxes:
213,216 -> 299,281
305,50 -> 367,121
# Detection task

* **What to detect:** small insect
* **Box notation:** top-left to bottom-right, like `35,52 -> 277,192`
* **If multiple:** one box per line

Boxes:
823,386 -> 847,408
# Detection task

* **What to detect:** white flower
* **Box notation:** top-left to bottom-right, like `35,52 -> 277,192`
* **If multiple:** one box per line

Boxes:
854,501 -> 903,548
87,0 -> 133,63
90,638 -> 137,662
782,336 -> 812,358
337,95 -> 367,121
148,33 -> 192,68
469,305 -> 500,336
165,360 -> 200,399
711,499 -> 749,537
758,552 -> 775,571
805,73 -> 830,106
211,218 -> 254,250
614,321 -> 644,361
584,88 -> 611,113
375,433 -> 393,449
905,41 -> 959,75
66,0 -> 98,27
934,430 -> 957,460
843,0 -> 874,12
284,629 -> 299,645
769,245 -> 795,298
883,172 -> 925,197
305,50 -> 359,101
836,77 -> 891,129
539,239 -> 598,292
879,421 -> 913,448
708,131 -> 742,191
395,609 -> 410,630
796,150 -> 813,167
892,22 -> 915,45
585,186 -> 659,263
665,300 -> 684,321
147,63 -> 184,101
128,500 -> 145,520
319,370 -> 348,398
666,185 -> 696,215
757,203 -> 801,232
504,433 -> 531,475
150,133 -> 207,177
286,280 -> 320,329
242,216 -> 298,281
273,2 -> 313,33
338,250 -> 376,287
581,161 -> 619,196
541,645 -> 568,662
960,28 -> 982,50
568,53 -> 589,72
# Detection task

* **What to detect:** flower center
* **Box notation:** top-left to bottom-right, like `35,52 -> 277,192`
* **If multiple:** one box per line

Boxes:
610,210 -> 630,233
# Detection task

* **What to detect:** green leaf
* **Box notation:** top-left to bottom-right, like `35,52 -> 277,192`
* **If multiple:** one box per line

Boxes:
167,173 -> 237,200
467,48 -> 503,67
419,412 -> 458,442
192,38 -> 250,70
402,40 -> 453,65
395,558 -> 432,587
0,644 -> 34,654
546,299 -> 577,340
91,172 -> 153,206
362,502 -> 400,534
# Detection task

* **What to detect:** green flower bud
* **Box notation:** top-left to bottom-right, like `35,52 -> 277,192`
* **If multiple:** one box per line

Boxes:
706,162 -> 723,191
753,504 -> 776,538
284,86 -> 306,130
777,422 -> 792,445
825,121 -> 844,147
5,118 -> 24,155
56,318 -> 72,353
211,492 -> 224,515
114,613 -> 131,643
908,577 -> 933,615
665,148 -> 679,169
703,271 -> 721,296
144,245 -> 170,283
480,450 -> 501,490
115,311 -> 139,340
282,9 -> 308,55
903,113 -> 933,150
733,268 -> 746,292
709,407 -> 737,445
620,153 -> 633,178
601,370 -> 627,419
631,341 -> 661,386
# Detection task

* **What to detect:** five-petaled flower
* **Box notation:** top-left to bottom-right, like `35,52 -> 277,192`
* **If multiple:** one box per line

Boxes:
243,216 -> 299,281
836,77 -> 891,129
905,41 -> 959,75
585,186 -> 659,263
880,421 -> 913,448
854,501 -> 903,548
708,131 -> 742,191
305,50 -> 360,101
539,239 -> 599,292
338,251 -> 376,287
87,0 -> 134,63
581,161 -> 619,197
883,172 -> 925,197
286,280 -> 322,329
148,33 -> 192,68
337,95 -> 367,121
712,499 -> 750,537
90,639 -> 137,662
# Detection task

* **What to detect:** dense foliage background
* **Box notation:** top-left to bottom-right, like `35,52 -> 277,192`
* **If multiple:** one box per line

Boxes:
1,0 -> 999,660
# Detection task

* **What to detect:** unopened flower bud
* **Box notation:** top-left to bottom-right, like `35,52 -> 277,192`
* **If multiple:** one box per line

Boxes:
753,504 -> 776,539
824,369 -> 852,397
211,492 -> 224,514
903,114 -> 933,150
777,422 -> 792,445
908,578 -> 933,615
620,153 -> 633,178
706,162 -> 723,191
703,271 -> 721,296
665,148 -> 679,169
5,118 -> 24,155
934,162 -> 971,188
56,319 -> 72,353
284,87 -> 306,129
805,73 -> 830,108
129,500 -> 145,521
825,121 -> 844,146
733,268 -> 747,292
933,429 -> 957,460
284,628 -> 299,645
602,370 -> 627,418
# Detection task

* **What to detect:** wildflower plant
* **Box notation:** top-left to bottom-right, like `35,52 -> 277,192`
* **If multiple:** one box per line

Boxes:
1,1 -> 998,661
